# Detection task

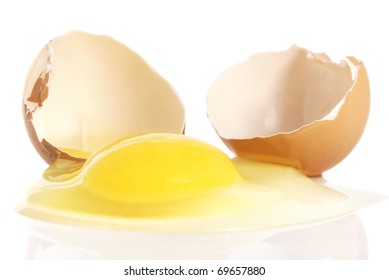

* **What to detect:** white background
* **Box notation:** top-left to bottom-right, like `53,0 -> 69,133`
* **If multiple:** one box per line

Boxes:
0,0 -> 388,276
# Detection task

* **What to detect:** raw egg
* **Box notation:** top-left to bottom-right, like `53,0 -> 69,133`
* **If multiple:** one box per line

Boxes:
20,35 -> 379,235
23,31 -> 185,164
207,45 -> 370,176
19,133 -> 380,232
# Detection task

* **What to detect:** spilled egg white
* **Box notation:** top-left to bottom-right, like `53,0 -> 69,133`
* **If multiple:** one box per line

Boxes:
19,133 -> 381,233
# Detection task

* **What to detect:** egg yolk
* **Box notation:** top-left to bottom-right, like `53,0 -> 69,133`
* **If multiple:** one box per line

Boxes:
82,133 -> 239,203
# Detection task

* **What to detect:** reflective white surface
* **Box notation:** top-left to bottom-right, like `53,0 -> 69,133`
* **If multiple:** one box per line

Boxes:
13,171 -> 385,260
24,214 -> 367,260
0,164 -> 385,260
1,198 -> 387,260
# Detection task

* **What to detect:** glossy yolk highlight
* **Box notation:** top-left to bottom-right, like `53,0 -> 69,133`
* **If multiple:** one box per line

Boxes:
82,134 -> 239,203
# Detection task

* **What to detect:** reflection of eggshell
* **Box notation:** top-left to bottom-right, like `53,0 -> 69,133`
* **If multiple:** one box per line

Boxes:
207,46 -> 370,176
23,31 -> 185,164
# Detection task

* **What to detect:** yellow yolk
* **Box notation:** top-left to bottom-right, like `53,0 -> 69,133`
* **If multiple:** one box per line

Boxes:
82,134 -> 239,203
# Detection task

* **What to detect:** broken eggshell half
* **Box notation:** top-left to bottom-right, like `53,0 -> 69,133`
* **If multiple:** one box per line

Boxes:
23,31 -> 185,165
207,45 -> 370,176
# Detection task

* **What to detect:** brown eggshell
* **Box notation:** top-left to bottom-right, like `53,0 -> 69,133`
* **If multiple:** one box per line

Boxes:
208,48 -> 369,176
23,31 -> 185,164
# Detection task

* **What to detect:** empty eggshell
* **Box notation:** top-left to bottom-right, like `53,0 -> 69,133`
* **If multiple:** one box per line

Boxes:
207,46 -> 370,176
23,31 -> 185,164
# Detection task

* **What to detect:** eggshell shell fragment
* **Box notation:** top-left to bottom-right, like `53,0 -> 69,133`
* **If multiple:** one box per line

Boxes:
207,46 -> 369,176
23,31 -> 185,164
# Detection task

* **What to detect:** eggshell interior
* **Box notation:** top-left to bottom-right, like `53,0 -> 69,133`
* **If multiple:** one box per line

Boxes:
23,31 -> 185,163
207,46 -> 370,176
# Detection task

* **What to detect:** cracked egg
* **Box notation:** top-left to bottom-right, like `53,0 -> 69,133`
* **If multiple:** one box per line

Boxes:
19,36 -> 380,236
207,45 -> 370,176
23,31 -> 185,164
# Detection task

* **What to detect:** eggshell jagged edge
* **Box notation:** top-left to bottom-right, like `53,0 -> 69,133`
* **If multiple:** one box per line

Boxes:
22,31 -> 186,165
209,55 -> 370,176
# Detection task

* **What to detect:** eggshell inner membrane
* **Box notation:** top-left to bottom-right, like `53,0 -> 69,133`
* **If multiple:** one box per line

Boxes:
207,45 -> 356,139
